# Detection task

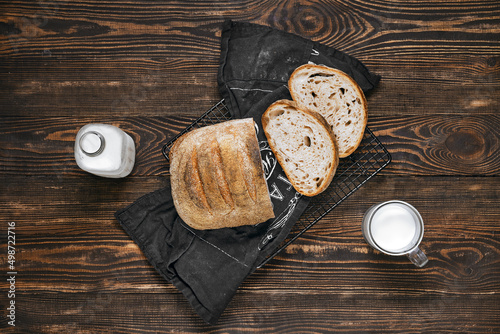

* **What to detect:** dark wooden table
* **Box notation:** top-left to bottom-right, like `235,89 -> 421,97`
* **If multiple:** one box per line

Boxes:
1,1 -> 499,333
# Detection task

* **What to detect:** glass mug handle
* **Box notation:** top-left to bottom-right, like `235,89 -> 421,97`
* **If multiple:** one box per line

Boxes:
406,247 -> 428,267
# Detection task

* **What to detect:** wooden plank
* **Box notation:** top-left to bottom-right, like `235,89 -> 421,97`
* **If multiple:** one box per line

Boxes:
370,114 -> 500,176
1,1 -> 499,59
1,56 -> 497,117
0,59 -> 221,117
1,2 -> 498,117
1,175 -> 496,332
0,115 -> 498,176
1,175 -> 498,294
6,291 -> 499,333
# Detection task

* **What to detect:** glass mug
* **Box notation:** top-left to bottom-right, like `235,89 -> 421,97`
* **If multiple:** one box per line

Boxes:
362,200 -> 428,267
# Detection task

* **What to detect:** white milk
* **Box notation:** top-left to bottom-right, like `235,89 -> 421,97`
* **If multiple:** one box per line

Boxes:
75,124 -> 135,178
370,203 -> 417,253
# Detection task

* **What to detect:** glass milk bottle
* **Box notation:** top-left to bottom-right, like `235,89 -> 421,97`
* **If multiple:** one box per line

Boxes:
75,124 -> 135,178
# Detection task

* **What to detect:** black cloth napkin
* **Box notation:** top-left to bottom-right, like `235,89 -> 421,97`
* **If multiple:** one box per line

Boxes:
115,20 -> 380,325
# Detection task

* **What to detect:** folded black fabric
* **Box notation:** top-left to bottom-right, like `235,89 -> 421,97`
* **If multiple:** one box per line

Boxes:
116,19 -> 381,325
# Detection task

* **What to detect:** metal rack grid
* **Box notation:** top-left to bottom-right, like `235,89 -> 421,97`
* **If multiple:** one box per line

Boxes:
258,125 -> 391,267
162,100 -> 231,160
162,99 -> 391,267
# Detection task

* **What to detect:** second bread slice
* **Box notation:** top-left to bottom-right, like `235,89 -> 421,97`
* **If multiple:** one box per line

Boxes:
289,64 -> 368,158
262,100 -> 339,197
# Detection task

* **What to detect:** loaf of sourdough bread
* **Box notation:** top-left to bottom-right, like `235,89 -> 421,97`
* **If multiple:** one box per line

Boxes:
169,118 -> 275,230
262,100 -> 339,197
289,64 -> 368,158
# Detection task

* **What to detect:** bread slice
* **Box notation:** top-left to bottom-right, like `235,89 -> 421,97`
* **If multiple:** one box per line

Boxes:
289,64 -> 368,158
262,100 -> 339,197
169,118 -> 275,230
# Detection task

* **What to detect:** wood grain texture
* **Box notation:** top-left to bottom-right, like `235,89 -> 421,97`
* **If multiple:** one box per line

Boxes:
1,55 -> 497,117
1,1 -> 499,117
1,115 -> 498,176
2,292 -> 498,333
0,175 -> 498,292
1,0 -> 499,332
370,114 -> 500,176
2,1 -> 499,59
0,175 -> 498,332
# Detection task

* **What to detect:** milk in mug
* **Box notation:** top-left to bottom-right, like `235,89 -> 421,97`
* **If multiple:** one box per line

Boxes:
362,200 -> 428,267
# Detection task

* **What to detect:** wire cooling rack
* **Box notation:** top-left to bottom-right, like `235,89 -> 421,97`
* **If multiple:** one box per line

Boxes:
162,100 -> 232,159
162,99 -> 391,267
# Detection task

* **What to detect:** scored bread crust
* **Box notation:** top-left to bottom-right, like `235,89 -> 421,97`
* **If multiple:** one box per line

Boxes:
262,99 -> 339,197
289,64 -> 368,158
169,118 -> 275,230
